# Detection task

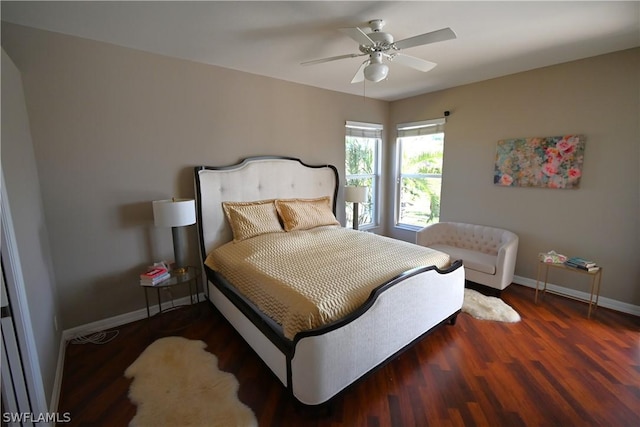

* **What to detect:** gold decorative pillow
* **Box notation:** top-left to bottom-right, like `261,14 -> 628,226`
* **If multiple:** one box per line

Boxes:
222,200 -> 283,242
275,196 -> 339,231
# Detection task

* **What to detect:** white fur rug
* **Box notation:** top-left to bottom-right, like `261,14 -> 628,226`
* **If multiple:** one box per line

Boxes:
125,337 -> 257,427
462,289 -> 521,322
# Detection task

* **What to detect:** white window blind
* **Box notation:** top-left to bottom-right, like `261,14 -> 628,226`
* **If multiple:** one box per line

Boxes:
396,118 -> 445,137
346,121 -> 383,138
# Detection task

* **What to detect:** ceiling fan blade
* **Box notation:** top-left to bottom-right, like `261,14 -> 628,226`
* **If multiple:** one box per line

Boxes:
350,60 -> 368,84
301,53 -> 365,66
391,53 -> 437,72
394,27 -> 457,50
340,27 -> 375,46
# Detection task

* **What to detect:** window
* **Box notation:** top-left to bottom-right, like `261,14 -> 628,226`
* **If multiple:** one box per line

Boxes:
395,118 -> 446,229
345,121 -> 382,228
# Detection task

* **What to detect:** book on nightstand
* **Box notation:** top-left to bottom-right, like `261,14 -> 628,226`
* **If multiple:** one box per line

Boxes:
139,266 -> 170,286
564,257 -> 599,272
140,273 -> 170,286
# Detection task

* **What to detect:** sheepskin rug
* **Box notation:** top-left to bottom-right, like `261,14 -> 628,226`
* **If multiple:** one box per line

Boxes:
125,336 -> 257,427
462,288 -> 521,322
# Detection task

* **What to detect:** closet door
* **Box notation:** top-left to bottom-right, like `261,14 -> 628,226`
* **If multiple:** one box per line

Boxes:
1,264 -> 34,426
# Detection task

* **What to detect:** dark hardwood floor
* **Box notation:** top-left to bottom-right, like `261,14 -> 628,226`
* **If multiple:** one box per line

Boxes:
57,285 -> 640,426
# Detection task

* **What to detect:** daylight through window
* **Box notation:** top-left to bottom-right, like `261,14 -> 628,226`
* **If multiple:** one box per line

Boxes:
345,121 -> 382,228
396,118 -> 445,229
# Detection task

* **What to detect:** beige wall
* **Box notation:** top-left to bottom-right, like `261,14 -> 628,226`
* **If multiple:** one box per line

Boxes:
2,21 -> 638,331
1,23 -> 388,328
1,49 -> 60,407
388,48 -> 640,306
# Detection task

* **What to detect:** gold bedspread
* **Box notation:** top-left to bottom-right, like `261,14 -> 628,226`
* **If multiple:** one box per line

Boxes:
205,226 -> 450,339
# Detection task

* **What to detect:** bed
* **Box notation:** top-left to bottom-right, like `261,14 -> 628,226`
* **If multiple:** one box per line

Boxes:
194,156 -> 465,406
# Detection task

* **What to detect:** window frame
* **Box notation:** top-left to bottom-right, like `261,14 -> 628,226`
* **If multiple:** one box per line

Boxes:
394,118 -> 446,230
345,121 -> 382,229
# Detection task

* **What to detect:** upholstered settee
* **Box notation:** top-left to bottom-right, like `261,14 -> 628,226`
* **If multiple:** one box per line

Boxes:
416,222 -> 519,291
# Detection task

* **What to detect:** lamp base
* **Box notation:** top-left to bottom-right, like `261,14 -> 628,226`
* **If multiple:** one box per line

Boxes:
171,226 -> 189,276
352,202 -> 360,230
172,266 -> 188,275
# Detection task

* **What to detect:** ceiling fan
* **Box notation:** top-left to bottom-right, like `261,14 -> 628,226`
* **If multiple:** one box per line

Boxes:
302,19 -> 456,83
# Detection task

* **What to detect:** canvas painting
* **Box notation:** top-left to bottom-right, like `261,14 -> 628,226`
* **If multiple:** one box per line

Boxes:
494,135 -> 585,189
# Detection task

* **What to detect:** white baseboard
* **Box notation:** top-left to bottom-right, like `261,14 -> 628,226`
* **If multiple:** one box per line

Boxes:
48,335 -> 67,413
513,275 -> 640,317
50,293 -> 204,411
61,293 -> 205,341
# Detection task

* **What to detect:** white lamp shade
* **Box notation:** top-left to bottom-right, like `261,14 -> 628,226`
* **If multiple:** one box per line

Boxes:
152,199 -> 196,227
344,186 -> 368,203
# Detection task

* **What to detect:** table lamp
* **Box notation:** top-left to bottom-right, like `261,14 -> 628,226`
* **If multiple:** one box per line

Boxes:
344,186 -> 368,230
152,198 -> 196,274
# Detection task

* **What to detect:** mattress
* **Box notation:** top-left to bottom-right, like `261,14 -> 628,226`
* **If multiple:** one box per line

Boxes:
205,226 -> 450,339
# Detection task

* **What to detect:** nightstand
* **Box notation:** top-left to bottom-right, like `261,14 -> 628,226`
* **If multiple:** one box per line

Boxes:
142,266 -> 201,331
535,261 -> 602,318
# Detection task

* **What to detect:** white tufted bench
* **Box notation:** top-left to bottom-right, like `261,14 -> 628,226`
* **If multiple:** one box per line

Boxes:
416,222 -> 519,291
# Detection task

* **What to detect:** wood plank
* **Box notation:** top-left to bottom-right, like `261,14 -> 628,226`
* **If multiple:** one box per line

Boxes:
57,285 -> 640,426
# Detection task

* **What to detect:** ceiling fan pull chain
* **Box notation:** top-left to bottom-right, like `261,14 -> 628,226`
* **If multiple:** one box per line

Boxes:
363,78 -> 366,102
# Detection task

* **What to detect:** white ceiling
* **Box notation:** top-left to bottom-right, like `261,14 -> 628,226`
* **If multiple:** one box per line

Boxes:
2,1 -> 639,101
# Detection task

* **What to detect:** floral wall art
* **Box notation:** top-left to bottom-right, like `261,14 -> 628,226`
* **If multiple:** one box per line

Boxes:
494,135 -> 585,189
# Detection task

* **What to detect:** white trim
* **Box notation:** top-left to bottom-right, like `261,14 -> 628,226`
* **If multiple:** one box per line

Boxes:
50,293 -> 204,412
1,282 -> 31,416
394,121 -> 445,227
1,172 -> 50,421
345,128 -> 382,229
62,293 -> 205,341
513,275 -> 640,317
49,336 -> 67,413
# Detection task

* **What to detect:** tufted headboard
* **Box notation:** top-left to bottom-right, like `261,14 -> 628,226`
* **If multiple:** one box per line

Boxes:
194,156 -> 339,259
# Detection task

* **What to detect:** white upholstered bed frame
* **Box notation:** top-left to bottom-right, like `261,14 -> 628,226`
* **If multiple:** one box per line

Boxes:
194,156 -> 465,406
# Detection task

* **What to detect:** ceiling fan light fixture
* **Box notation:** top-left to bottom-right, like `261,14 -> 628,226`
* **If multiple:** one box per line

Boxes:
303,19 -> 456,84
364,62 -> 389,82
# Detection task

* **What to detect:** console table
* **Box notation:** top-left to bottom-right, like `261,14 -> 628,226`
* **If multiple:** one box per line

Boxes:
535,261 -> 602,318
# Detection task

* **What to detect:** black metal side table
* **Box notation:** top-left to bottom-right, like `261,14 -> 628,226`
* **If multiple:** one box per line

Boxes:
142,266 -> 201,332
